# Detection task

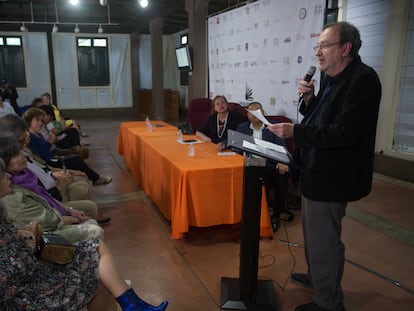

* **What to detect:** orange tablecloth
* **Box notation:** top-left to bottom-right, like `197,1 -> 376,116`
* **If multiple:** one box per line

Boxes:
118,121 -> 272,239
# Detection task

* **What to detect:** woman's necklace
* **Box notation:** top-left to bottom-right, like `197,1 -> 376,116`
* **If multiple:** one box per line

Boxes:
217,112 -> 229,138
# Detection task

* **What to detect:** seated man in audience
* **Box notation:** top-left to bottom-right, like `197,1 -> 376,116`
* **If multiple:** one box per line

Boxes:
236,102 -> 290,232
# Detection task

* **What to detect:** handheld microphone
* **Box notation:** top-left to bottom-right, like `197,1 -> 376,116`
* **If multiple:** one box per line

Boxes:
298,66 -> 316,102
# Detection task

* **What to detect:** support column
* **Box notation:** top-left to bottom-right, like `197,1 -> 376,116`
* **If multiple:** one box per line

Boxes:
185,0 -> 209,100
149,17 -> 164,120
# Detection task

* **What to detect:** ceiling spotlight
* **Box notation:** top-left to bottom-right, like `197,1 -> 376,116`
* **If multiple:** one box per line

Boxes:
98,24 -> 103,34
139,0 -> 149,8
74,24 -> 80,33
99,0 -> 108,5
20,23 -> 28,32
52,24 -> 58,33
70,0 -> 79,5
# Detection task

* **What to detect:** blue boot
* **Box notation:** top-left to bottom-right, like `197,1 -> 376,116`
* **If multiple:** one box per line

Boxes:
116,288 -> 168,311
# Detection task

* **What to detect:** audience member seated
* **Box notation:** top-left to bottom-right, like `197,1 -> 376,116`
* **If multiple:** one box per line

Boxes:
22,108 -> 111,186
0,114 -> 85,200
0,158 -> 168,311
39,92 -> 88,138
235,102 -> 290,232
196,95 -> 246,150
0,79 -> 20,115
0,135 -> 104,243
37,100 -> 82,149
0,129 -> 110,221
0,89 -> 17,118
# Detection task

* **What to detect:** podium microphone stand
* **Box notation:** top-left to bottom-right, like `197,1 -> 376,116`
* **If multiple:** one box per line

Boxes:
220,130 -> 289,311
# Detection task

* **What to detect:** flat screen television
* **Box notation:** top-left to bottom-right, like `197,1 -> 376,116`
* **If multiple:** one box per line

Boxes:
175,45 -> 192,71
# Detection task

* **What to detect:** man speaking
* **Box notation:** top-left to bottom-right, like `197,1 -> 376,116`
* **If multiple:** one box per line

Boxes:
267,21 -> 381,311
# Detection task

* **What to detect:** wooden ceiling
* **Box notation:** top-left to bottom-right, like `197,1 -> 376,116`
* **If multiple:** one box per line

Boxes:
0,0 -> 248,34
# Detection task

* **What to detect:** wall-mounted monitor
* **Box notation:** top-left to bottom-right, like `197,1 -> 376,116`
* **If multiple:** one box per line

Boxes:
175,45 -> 192,71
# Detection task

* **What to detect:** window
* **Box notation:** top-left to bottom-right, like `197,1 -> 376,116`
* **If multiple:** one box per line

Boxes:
0,36 -> 27,87
77,37 -> 110,86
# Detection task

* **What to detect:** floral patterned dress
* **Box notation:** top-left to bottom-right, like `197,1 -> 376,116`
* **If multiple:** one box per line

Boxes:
0,223 -> 100,310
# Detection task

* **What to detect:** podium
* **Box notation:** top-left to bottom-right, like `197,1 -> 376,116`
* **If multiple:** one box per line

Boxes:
220,130 -> 291,311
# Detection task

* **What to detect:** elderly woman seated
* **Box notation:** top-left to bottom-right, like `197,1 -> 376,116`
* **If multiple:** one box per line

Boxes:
0,158 -> 168,311
0,135 -> 102,244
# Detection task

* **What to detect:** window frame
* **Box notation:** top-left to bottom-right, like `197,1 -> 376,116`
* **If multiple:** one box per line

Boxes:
0,35 -> 27,87
76,37 -> 110,87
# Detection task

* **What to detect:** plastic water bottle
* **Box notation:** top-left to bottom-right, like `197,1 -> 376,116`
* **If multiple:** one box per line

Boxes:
145,116 -> 152,132
177,129 -> 183,142
188,143 -> 195,157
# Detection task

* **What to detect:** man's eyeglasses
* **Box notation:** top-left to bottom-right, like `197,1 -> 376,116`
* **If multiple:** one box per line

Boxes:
313,42 -> 343,52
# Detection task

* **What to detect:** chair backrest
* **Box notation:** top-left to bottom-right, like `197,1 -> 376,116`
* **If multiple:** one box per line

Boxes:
186,98 -> 212,132
228,102 -> 248,120
266,115 -> 295,155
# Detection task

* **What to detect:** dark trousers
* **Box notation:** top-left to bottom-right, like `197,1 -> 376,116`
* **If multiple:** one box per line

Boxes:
48,155 -> 99,182
302,196 -> 347,310
262,169 -> 289,218
56,128 -> 81,149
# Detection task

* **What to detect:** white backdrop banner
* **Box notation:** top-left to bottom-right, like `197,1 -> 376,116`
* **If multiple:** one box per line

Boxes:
208,0 -> 325,122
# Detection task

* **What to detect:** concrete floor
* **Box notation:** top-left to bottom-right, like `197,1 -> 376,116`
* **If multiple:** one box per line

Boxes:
83,117 -> 414,311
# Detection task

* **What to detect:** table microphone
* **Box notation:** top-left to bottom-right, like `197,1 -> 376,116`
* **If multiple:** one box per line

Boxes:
298,66 -> 316,102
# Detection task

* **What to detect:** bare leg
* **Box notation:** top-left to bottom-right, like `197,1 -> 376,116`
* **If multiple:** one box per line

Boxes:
98,240 -> 129,298
96,241 -> 168,311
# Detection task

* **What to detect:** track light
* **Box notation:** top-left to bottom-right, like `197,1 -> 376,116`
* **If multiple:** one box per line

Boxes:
20,23 -> 28,32
52,24 -> 58,33
74,24 -> 80,33
99,0 -> 108,5
98,24 -> 103,33
139,0 -> 149,8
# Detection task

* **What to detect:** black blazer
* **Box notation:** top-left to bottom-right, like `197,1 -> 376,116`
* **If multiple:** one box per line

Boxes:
294,58 -> 381,202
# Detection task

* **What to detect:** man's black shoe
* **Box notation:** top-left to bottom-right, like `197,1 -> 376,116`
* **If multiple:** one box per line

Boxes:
271,216 -> 280,232
295,301 -> 345,311
291,273 -> 313,289
97,217 -> 111,225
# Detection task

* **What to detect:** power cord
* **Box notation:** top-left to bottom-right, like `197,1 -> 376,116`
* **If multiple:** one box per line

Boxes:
257,218 -> 301,292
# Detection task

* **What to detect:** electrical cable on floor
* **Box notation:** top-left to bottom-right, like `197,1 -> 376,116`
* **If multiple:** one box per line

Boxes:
276,219 -> 298,291
257,219 -> 298,292
259,218 -> 414,297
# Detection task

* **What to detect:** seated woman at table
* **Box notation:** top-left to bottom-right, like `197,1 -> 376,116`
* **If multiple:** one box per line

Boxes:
195,95 -> 245,150
22,108 -> 111,186
0,158 -> 168,311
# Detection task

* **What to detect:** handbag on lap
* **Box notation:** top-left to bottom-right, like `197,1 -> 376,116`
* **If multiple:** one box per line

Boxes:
35,224 -> 76,265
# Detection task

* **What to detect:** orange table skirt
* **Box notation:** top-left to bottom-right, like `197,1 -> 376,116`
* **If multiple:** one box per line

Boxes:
118,121 -> 272,239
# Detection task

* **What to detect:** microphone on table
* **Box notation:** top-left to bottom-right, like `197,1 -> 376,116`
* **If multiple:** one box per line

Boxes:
298,66 -> 316,103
